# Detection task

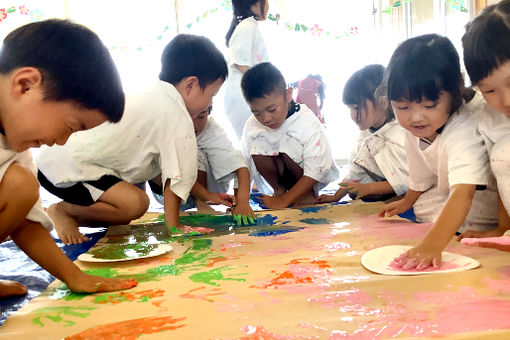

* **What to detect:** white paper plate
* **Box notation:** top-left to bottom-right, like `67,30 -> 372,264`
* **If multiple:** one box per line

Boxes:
361,245 -> 479,275
78,243 -> 173,263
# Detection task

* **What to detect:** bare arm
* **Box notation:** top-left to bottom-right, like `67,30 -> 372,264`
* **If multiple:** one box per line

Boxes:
234,64 -> 250,74
379,189 -> 423,217
163,179 -> 181,229
395,184 -> 476,269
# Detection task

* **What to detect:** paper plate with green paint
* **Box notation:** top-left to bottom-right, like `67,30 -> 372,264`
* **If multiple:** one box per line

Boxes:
361,245 -> 479,275
78,243 -> 173,263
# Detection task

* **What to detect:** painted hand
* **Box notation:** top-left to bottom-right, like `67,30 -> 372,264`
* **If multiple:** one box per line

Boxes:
207,192 -> 236,207
466,239 -> 510,252
339,182 -> 370,199
232,201 -> 256,226
392,244 -> 441,270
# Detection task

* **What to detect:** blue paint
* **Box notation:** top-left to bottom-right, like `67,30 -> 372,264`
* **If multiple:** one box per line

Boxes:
331,201 -> 349,206
299,218 -> 332,225
298,206 -> 329,214
248,226 -> 303,237
256,214 -> 279,226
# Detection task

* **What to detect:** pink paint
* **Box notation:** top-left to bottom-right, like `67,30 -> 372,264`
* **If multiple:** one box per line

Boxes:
249,247 -> 294,256
307,288 -> 371,309
387,259 -> 461,272
307,242 -> 351,252
461,236 -> 510,246
181,226 -> 214,234
354,215 -> 431,241
483,266 -> 510,294
240,325 -> 319,339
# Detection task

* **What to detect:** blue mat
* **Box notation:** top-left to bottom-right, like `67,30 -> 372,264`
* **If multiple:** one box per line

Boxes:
0,228 -> 105,326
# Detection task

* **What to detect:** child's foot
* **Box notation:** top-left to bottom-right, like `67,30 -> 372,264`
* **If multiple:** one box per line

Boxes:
0,279 -> 28,298
47,203 -> 89,245
65,274 -> 137,293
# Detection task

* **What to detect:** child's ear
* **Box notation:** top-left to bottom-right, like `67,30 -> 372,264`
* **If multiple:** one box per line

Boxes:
10,67 -> 43,99
179,76 -> 201,96
285,87 -> 293,103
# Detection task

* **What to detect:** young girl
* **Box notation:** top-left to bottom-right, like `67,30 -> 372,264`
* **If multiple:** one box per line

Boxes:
379,34 -> 498,269
317,64 -> 409,204
240,62 -> 339,208
224,0 -> 269,139
458,0 -> 510,243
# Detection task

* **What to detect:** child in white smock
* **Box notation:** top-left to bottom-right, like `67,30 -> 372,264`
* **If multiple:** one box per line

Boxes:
379,34 -> 498,270
240,62 -> 339,209
317,64 -> 408,203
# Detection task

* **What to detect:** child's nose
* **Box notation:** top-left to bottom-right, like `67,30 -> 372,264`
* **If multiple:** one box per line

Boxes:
262,112 -> 271,123
55,132 -> 72,146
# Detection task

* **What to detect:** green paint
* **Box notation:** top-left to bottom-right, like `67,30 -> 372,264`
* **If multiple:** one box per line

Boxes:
31,306 -> 97,327
89,242 -> 159,260
189,266 -> 248,286
93,293 -> 127,304
191,238 -> 212,251
83,267 -> 119,278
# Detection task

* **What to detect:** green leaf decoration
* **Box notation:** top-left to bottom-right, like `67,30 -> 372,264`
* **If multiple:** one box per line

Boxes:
7,6 -> 16,13
294,23 -> 300,31
393,1 -> 402,8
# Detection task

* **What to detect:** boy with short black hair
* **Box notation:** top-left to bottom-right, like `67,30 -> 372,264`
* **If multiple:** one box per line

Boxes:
37,34 -> 228,244
0,19 -> 136,298
459,0 -> 510,241
240,62 -> 338,208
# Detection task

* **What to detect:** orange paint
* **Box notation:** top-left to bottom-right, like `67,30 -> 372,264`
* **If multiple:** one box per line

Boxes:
206,256 -> 230,267
93,289 -> 165,304
64,315 -> 186,340
180,286 -> 225,302
119,278 -> 138,289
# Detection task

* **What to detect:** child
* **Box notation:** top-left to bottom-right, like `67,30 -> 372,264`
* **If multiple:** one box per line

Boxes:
224,0 -> 269,139
295,74 -> 326,124
240,62 -> 339,209
458,0 -> 510,242
150,106 -> 256,225
316,64 -> 409,204
0,20 -> 136,297
37,34 -> 227,244
378,34 -> 498,269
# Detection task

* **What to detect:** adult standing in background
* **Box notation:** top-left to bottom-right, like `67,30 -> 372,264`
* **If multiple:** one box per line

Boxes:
224,0 -> 269,139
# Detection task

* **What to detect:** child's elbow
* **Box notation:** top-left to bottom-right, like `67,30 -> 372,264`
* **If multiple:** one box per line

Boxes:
451,184 -> 477,200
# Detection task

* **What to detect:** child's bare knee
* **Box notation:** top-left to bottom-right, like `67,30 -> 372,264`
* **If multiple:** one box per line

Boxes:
1,163 -> 39,207
126,190 -> 150,220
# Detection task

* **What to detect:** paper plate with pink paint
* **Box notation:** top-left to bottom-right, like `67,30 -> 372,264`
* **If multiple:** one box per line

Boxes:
78,243 -> 173,263
361,245 -> 479,275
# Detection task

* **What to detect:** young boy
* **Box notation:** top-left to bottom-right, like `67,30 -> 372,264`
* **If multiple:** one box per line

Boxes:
240,62 -> 339,209
150,106 -> 255,224
0,20 -> 136,297
459,0 -> 510,242
37,34 -> 227,244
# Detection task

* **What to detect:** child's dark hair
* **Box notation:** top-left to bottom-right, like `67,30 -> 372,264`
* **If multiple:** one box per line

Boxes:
225,0 -> 266,47
386,34 -> 473,115
241,62 -> 286,102
0,19 -> 124,122
343,64 -> 392,120
160,34 -> 228,89
462,0 -> 510,85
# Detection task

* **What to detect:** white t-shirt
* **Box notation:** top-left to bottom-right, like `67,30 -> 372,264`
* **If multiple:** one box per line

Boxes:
224,17 -> 269,139
241,104 -> 339,194
0,135 -> 53,231
345,120 -> 409,195
197,117 -> 246,193
37,81 -> 197,201
406,93 -> 497,226
478,101 -> 510,155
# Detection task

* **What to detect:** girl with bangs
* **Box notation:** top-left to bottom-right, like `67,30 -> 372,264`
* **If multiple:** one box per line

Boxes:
379,34 -> 498,270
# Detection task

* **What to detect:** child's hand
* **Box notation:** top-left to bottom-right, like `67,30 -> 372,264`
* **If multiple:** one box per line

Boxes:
207,192 -> 236,207
461,236 -> 510,252
232,201 -> 256,226
378,199 -> 410,218
339,182 -> 370,199
457,227 -> 507,241
315,194 -> 339,204
392,244 -> 441,270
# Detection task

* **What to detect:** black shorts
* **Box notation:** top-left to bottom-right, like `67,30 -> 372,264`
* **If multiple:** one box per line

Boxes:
37,170 -> 122,206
